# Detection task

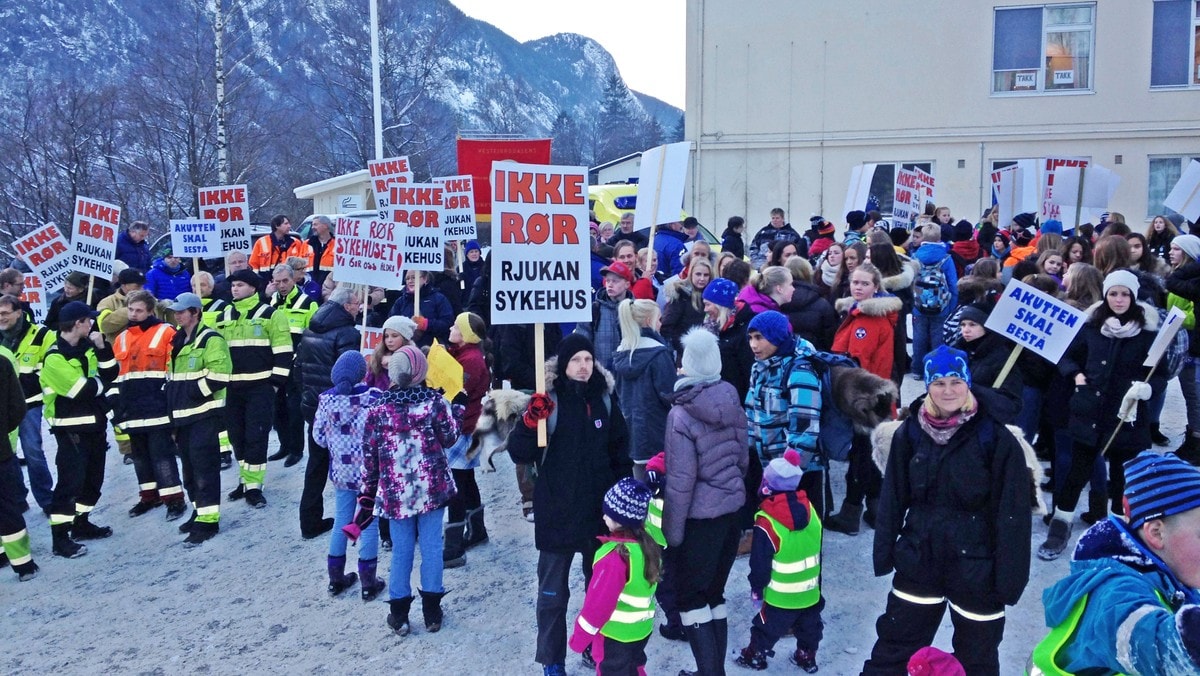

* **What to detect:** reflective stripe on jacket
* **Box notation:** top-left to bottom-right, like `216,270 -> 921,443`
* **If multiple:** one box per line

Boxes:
213,296 -> 291,388
113,321 -> 175,429
166,326 -> 232,425
594,541 -> 657,642
40,338 -> 117,431
760,510 -> 822,610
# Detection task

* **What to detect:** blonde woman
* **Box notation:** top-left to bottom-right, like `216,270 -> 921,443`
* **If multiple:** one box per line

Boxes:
662,258 -> 714,353
612,299 -> 676,480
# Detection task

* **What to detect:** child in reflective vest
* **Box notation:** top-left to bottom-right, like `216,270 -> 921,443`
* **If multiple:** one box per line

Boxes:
736,449 -> 823,673
570,477 -> 662,675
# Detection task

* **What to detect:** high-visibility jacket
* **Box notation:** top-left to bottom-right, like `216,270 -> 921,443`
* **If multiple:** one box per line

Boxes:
5,321 -> 54,406
759,510 -> 822,610
308,234 -> 336,284
1,346 -> 20,457
269,286 -> 318,348
1027,591 -> 1170,676
645,497 -> 666,549
248,233 -> 313,277
593,541 -> 658,642
166,326 -> 231,425
200,297 -> 227,329
112,319 -> 176,430
213,295 -> 291,389
40,337 -> 118,432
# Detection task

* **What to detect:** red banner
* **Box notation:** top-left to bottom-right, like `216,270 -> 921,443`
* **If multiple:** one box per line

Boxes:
457,138 -> 552,218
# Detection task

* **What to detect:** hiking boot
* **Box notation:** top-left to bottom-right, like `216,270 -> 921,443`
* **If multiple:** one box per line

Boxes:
791,648 -> 819,673
227,484 -> 245,501
824,503 -> 862,536
387,597 -> 413,636
128,497 -> 162,517
164,501 -> 188,522
735,647 -> 769,670
51,524 -> 87,559
1037,518 -> 1073,561
244,489 -> 267,509
184,522 -> 218,548
72,515 -> 113,540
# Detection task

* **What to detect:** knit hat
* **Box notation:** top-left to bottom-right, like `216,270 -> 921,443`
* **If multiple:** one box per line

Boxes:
748,310 -> 792,348
464,240 -> 482,253
762,449 -> 804,495
1041,219 -> 1064,236
66,271 -> 89,289
907,646 -> 965,676
555,332 -> 595,370
332,351 -> 367,394
993,230 -> 1011,248
1173,234 -> 1200,262
382,315 -> 417,341
600,260 -> 634,284
952,220 -> 974,242
454,312 -> 482,344
957,301 -> 990,327
922,344 -> 972,387
680,327 -> 722,379
702,278 -> 738,310
890,228 -> 911,248
1123,451 -> 1200,529
846,210 -> 866,231
388,344 -> 428,388
117,268 -> 145,286
1102,270 -> 1140,298
227,268 -> 260,288
603,477 -> 653,529
1013,212 -> 1037,230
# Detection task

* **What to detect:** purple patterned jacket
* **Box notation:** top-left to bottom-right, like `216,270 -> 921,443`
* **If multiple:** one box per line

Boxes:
362,385 -> 461,519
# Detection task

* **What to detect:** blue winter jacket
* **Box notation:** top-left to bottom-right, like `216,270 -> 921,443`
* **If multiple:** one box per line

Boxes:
653,228 -> 689,278
387,286 -> 454,347
744,337 -> 823,469
144,259 -> 193,301
611,328 -> 677,462
1040,517 -> 1200,674
912,241 -> 959,318
115,230 -> 152,271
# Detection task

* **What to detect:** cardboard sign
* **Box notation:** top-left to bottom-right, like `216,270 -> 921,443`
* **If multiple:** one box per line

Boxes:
1146,307 -> 1188,368
19,273 -> 47,324
893,168 -> 923,226
914,167 -> 936,208
426,340 -> 464,402
992,166 -> 1026,237
1164,159 -> 1200,222
359,326 -> 383,356
985,279 -> 1087,363
990,160 -> 1040,215
170,219 -> 222,258
633,141 -> 690,228
391,183 -> 443,272
1041,156 -> 1090,223
489,162 -> 591,324
198,184 -> 251,253
70,196 -> 120,278
333,215 -> 403,288
843,164 -> 878,218
434,175 -> 476,241
368,156 -> 414,211
1050,163 -> 1120,211
13,222 -> 72,294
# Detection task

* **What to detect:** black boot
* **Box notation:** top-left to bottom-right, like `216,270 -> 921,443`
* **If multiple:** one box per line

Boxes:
1151,424 -> 1170,446
128,489 -> 162,517
823,502 -> 862,536
51,523 -> 87,559
464,506 -> 489,549
712,614 -> 728,670
359,558 -> 386,602
184,521 -> 219,547
72,514 -> 113,540
863,497 -> 879,529
227,483 -> 245,501
267,448 -> 290,462
681,620 -> 721,676
443,521 -> 466,569
387,596 -> 413,636
327,555 -> 359,596
219,452 -> 233,470
420,589 -> 447,632
1080,490 -> 1107,525
178,510 -> 198,534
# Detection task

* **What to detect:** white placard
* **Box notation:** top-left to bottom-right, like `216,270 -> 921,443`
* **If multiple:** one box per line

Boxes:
1146,307 -> 1188,368
893,169 -> 922,226
390,183 -> 443,272
1164,160 -> 1200,222
69,196 -> 120,278
1053,70 -> 1074,85
990,160 -> 1040,215
434,175 -> 477,241
914,167 -> 936,209
368,156 -> 414,211
985,279 -> 1087,363
19,273 -> 47,324
1041,156 -> 1090,224
992,166 -> 1026,238
198,184 -> 251,254
843,164 -> 878,218
633,141 -> 690,228
1050,163 -> 1120,210
170,219 -> 222,258
490,162 -> 591,325
333,215 -> 403,288
12,222 -> 72,294
1015,72 -> 1036,88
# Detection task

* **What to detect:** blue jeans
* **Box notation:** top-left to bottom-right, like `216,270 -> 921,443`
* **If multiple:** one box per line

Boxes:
1016,386 -> 1044,444
388,507 -> 445,599
19,406 -> 53,509
910,313 -> 946,376
329,487 -> 378,560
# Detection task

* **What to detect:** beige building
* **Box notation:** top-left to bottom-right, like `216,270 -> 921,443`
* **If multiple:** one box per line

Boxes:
684,0 -> 1200,235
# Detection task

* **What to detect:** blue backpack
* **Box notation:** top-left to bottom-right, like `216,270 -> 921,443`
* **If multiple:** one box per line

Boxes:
791,350 -> 860,463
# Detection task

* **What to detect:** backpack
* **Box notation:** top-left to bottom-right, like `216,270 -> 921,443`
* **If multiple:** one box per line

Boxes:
788,350 -> 860,463
914,255 -> 952,316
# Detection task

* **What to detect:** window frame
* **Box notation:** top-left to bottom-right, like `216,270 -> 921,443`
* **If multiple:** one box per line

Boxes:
991,2 -> 1097,96
1147,155 -> 1200,218
1150,0 -> 1200,89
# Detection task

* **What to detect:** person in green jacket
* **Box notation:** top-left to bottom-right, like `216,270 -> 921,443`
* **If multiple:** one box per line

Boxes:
0,345 -> 38,579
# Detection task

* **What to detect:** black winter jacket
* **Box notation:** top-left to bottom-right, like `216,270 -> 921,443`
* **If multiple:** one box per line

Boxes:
718,304 -> 755,402
0,357 -> 24,462
611,328 -> 676,462
661,278 -> 706,355
779,281 -> 837,351
297,302 -> 362,421
1165,260 -> 1200,358
873,396 -> 1032,607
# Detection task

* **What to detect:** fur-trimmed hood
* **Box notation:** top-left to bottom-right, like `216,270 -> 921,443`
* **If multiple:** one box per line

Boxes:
542,355 -> 616,396
1082,300 -> 1161,331
663,275 -> 696,303
880,258 -> 918,293
835,292 -> 903,316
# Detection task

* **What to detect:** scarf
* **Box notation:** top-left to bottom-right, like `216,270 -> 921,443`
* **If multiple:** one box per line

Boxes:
918,391 -> 978,445
820,259 -> 838,286
674,374 -> 720,391
1100,316 -> 1141,339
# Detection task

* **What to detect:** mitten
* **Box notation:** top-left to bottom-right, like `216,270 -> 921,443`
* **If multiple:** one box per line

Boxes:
751,591 -> 763,615
342,495 -> 376,543
522,392 -> 555,429
451,392 -> 468,409
1119,381 -> 1152,422
1180,604 -> 1200,667
645,451 -> 666,492
413,316 -> 429,332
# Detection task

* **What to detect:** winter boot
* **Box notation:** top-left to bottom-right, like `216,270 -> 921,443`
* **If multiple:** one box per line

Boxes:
227,483 -> 245,501
359,558 -> 386,602
387,596 -> 413,636
128,490 -> 161,517
14,560 -> 39,582
184,521 -> 219,547
178,510 -> 197,534
464,506 -> 489,549
712,614 -> 729,669
1150,423 -> 1170,446
682,620 -> 721,676
1176,433 -> 1200,466
267,448 -> 290,462
327,555 -> 359,596
1080,490 -> 1107,526
790,648 -> 819,673
420,589 -> 447,632
443,520 -> 467,569
72,514 -> 113,540
51,524 -> 87,559
164,499 -> 188,522
863,497 -> 879,529
734,646 -> 769,670
244,488 -> 267,509
1037,514 -> 1074,561
219,451 -> 233,470
823,502 -> 863,536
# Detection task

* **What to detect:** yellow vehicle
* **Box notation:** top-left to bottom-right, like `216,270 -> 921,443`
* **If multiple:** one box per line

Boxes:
587,184 -> 717,248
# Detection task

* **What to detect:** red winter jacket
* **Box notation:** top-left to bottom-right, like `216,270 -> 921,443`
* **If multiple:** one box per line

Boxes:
449,342 -> 489,434
832,293 -> 902,380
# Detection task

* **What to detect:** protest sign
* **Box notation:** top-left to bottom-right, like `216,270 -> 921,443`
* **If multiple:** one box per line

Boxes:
434,175 -> 476,241
368,156 -> 414,212
70,196 -> 120,278
358,326 -> 383,356
843,164 -> 877,217
1164,159 -> 1200,222
20,273 -> 47,324
13,222 -> 71,294
893,168 -> 923,226
198,184 -> 251,253
426,341 -> 464,402
1145,307 -> 1188,369
986,279 -> 1086,364
170,219 -> 222,259
992,166 -> 1027,236
333,215 -> 403,288
1049,163 -> 1120,225
634,142 -> 689,230
489,161 -> 591,325
390,183 -> 443,272
1040,156 -> 1089,223
914,167 -> 936,209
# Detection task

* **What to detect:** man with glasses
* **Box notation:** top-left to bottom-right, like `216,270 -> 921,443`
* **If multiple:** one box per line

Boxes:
0,294 -> 55,514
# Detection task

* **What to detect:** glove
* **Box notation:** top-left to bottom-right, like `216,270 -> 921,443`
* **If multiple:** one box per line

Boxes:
522,393 -> 555,429
341,495 -> 376,543
645,451 -> 666,492
751,592 -> 763,615
1118,381 -> 1152,422
1181,605 -> 1200,667
451,392 -> 468,409
413,316 -> 429,332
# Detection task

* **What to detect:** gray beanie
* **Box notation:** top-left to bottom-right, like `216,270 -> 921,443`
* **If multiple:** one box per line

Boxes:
1173,234 -> 1200,262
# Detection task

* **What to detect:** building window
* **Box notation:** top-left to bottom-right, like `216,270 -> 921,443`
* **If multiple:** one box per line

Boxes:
1151,0 -> 1200,87
993,4 -> 1095,94
869,162 -> 933,215
1149,156 -> 1200,217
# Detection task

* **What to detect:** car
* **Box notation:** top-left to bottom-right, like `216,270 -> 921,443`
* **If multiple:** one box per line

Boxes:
588,183 -> 689,227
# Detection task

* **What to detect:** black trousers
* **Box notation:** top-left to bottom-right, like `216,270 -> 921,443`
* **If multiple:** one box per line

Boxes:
272,371 -> 305,457
129,428 -> 182,499
843,432 -> 882,508
749,597 -> 825,653
177,416 -> 221,518
49,430 -> 108,523
535,545 -> 599,667
598,635 -> 649,675
675,511 -> 740,615
0,455 -> 29,537
447,468 -> 481,522
299,423 -> 329,533
226,383 -> 274,486
1056,440 -> 1140,514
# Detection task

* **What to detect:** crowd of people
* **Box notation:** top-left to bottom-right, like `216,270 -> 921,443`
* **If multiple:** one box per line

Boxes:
2,203 -> 1200,675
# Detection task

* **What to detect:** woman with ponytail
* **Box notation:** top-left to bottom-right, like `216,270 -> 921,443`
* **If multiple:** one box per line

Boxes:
442,312 -> 493,568
612,299 -> 677,481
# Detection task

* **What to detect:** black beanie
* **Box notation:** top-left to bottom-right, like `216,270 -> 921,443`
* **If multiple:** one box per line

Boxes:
556,333 -> 595,369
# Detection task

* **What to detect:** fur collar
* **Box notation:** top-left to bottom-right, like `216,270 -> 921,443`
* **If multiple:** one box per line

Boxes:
663,275 -> 694,302
543,356 -> 616,396
835,293 -> 903,316
1082,300 -> 1161,331
880,259 -> 918,292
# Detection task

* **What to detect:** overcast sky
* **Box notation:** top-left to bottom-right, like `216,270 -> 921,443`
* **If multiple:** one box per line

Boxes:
447,0 -> 685,109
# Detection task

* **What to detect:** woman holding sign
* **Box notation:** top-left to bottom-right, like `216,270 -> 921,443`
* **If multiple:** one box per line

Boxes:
1039,271 -> 1166,561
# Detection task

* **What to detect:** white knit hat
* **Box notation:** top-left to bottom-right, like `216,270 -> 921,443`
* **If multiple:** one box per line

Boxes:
382,315 -> 417,341
1102,270 -> 1140,298
680,327 -> 722,379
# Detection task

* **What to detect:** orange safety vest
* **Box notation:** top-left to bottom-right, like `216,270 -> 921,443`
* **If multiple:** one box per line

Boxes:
248,234 -> 314,275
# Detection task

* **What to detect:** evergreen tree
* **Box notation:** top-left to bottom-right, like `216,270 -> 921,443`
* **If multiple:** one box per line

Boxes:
671,113 -> 685,142
597,74 -> 640,162
550,110 -> 583,165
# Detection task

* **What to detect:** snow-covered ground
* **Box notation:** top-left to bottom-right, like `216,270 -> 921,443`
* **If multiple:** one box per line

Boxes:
1,377 -> 1188,674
